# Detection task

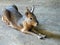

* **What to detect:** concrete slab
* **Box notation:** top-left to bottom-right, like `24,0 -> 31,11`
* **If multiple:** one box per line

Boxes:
0,0 -> 60,45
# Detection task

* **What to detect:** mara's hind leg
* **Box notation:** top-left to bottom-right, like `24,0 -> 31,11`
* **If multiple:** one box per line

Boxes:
2,9 -> 22,31
2,15 -> 22,31
9,22 -> 23,31
2,14 -> 14,27
2,10 -> 11,25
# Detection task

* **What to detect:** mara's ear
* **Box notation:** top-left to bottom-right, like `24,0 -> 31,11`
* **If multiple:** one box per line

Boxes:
26,7 -> 30,13
25,12 -> 28,17
25,7 -> 30,16
30,6 -> 35,13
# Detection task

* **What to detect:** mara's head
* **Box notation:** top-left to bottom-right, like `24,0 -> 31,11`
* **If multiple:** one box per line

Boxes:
25,7 -> 39,27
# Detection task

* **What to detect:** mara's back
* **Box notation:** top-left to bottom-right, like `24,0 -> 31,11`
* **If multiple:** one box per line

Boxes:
5,5 -> 22,22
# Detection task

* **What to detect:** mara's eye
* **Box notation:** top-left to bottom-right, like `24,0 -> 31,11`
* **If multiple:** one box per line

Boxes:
30,17 -> 33,20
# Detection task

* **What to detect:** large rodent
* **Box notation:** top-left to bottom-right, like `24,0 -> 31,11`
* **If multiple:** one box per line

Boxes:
2,5 -> 46,39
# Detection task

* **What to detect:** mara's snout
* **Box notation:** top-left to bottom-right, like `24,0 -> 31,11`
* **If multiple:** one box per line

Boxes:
33,20 -> 39,27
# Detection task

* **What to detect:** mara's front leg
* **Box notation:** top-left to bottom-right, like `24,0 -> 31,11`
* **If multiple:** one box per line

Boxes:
20,28 -> 46,39
21,28 -> 46,39
21,22 -> 46,39
30,29 -> 46,39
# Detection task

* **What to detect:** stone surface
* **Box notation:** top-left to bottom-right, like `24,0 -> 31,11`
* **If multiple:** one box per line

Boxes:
0,0 -> 60,45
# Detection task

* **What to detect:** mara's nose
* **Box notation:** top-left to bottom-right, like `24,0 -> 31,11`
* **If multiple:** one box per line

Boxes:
35,22 -> 39,26
36,21 -> 39,26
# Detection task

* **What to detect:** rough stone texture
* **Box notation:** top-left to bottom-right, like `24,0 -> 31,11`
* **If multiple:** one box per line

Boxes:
0,0 -> 60,45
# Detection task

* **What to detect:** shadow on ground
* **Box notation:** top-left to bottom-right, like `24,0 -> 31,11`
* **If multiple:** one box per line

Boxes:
33,25 -> 60,40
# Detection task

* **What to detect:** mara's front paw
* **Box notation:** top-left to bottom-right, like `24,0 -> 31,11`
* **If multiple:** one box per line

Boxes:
37,34 -> 47,39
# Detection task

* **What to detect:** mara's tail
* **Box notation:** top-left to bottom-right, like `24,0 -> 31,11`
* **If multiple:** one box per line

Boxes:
32,26 -> 60,39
